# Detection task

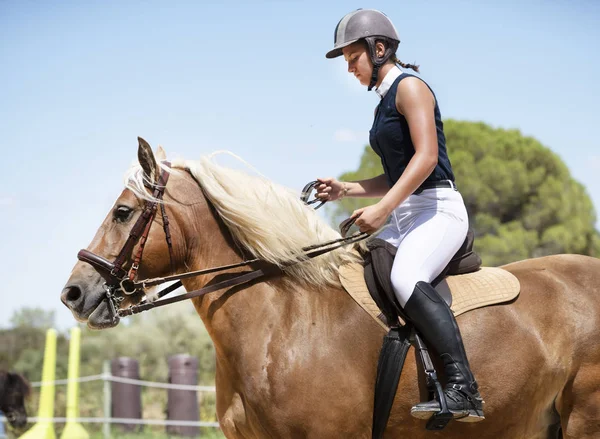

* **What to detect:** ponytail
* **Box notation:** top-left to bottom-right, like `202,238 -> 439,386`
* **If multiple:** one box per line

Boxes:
391,55 -> 420,73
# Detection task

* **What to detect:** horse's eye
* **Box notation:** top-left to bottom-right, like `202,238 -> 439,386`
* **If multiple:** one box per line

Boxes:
114,205 -> 133,222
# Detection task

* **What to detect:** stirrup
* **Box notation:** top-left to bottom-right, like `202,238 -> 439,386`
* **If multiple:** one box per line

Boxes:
413,332 -> 453,431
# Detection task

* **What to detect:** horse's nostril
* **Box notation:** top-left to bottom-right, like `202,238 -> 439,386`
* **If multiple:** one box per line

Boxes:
61,286 -> 82,305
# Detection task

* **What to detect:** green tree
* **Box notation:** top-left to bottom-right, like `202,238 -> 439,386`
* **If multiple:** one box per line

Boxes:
9,307 -> 56,329
330,120 -> 600,266
1,308 -> 68,380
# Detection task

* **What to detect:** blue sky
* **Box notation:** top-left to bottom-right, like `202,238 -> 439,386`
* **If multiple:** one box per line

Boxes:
1,0 -> 599,330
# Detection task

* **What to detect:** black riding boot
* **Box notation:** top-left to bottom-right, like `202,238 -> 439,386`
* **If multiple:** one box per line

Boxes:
403,281 -> 485,422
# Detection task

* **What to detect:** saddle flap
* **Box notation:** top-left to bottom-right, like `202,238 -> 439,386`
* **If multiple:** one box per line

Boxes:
434,280 -> 453,308
362,239 -> 404,324
362,239 -> 453,321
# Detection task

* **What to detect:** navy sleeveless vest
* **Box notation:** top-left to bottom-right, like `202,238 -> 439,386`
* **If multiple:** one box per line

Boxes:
369,73 -> 454,188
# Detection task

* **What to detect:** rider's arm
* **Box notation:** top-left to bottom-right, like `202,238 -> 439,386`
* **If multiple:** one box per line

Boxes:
342,174 -> 389,198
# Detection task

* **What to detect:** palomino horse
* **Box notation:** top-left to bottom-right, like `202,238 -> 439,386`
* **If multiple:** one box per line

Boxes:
62,139 -> 600,438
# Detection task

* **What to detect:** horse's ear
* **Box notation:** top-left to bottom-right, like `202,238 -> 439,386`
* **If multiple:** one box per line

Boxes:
155,145 -> 166,161
138,137 -> 158,183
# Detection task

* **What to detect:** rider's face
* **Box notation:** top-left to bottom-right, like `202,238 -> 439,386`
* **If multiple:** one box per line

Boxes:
343,42 -> 373,87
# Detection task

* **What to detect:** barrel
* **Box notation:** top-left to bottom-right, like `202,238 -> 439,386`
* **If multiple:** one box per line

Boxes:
111,357 -> 142,432
166,354 -> 199,437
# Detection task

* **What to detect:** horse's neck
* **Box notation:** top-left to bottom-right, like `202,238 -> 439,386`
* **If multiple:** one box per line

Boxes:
179,207 -> 345,366
179,201 -> 277,350
181,220 -> 318,341
175,181 -> 366,374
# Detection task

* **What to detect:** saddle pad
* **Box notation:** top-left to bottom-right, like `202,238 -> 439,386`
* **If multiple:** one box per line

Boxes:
339,262 -> 520,330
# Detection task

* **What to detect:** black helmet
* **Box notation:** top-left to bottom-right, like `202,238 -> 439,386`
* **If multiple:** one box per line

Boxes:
326,9 -> 400,91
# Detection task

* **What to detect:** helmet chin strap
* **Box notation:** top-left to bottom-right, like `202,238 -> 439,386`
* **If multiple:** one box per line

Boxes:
365,37 -> 398,91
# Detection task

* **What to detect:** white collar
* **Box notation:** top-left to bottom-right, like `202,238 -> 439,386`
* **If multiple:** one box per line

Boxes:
375,66 -> 402,99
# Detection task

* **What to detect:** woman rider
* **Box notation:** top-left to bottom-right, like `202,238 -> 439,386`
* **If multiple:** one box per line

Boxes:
317,8 -> 485,422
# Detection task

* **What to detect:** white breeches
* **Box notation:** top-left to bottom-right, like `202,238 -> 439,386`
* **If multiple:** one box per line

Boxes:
376,187 -> 469,307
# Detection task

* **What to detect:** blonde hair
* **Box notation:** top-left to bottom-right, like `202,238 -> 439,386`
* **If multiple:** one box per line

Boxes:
125,152 -> 358,289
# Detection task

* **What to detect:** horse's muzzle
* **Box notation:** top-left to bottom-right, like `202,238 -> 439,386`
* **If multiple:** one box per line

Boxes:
6,411 -> 27,429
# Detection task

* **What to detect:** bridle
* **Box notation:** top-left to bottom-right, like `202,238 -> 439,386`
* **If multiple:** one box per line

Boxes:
77,163 -> 175,323
77,167 -> 366,325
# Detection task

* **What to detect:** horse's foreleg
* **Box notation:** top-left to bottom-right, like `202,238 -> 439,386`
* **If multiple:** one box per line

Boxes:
218,391 -> 254,439
557,364 -> 600,438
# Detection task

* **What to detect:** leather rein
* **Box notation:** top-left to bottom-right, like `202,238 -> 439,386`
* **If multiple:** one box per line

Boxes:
77,168 -> 365,325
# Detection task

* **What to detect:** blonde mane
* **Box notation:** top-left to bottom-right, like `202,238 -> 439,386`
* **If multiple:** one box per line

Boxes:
125,153 -> 357,288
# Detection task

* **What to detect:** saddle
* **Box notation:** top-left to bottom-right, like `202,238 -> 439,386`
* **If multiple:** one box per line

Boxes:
362,228 -> 482,326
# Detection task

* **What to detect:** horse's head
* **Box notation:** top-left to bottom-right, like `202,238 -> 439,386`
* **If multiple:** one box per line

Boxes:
61,138 -> 206,329
62,138 -> 355,329
0,371 -> 30,429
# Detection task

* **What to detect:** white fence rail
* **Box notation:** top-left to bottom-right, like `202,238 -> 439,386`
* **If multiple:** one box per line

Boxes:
2,368 -> 220,437
30,374 -> 216,392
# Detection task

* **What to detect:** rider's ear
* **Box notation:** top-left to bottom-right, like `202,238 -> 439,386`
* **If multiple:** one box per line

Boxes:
137,137 -> 158,184
155,145 -> 166,161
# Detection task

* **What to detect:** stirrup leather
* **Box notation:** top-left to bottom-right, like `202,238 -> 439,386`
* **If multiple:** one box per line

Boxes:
412,331 -> 454,430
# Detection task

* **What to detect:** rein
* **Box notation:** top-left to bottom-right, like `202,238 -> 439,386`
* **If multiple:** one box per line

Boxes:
77,167 -> 366,324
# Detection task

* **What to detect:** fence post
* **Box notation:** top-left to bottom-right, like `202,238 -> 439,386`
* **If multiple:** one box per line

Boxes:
110,358 -> 141,433
18,328 -> 57,439
60,327 -> 89,439
102,361 -> 111,439
167,355 -> 199,437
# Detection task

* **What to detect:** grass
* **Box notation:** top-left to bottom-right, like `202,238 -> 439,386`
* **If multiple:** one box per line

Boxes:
4,426 -> 226,439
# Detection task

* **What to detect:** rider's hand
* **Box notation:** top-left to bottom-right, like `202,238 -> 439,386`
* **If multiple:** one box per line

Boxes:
351,202 -> 391,234
316,177 -> 346,202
